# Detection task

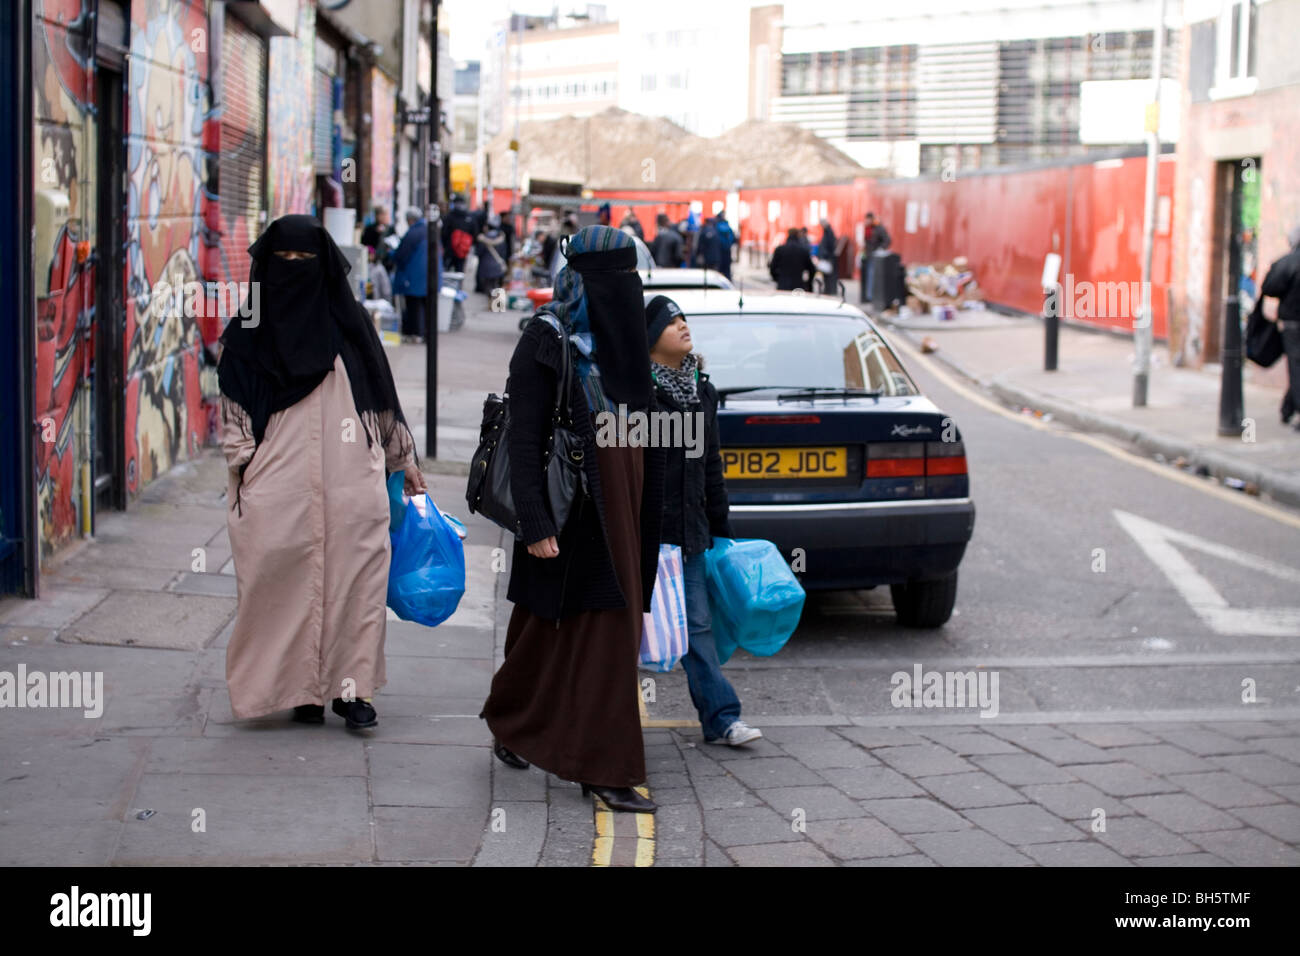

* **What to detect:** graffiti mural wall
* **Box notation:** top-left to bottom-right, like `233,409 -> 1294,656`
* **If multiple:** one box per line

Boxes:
268,0 -> 316,220
370,68 -> 396,218
31,0 -> 211,557
32,0 -> 95,552
124,0 -> 210,494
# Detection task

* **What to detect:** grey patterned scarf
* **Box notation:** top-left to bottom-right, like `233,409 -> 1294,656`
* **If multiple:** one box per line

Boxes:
651,352 -> 699,407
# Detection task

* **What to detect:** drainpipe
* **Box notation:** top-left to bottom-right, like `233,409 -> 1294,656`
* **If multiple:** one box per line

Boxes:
81,0 -> 101,537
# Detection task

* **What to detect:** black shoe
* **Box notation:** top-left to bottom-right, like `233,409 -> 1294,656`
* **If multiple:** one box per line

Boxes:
292,704 -> 324,724
331,697 -> 378,730
493,738 -> 530,769
580,784 -> 657,813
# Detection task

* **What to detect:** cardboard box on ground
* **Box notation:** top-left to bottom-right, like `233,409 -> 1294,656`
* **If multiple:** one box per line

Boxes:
896,256 -> 987,320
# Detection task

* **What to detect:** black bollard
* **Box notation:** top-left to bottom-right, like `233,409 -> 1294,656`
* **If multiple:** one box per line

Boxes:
1217,295 -> 1244,436
1044,285 -> 1059,371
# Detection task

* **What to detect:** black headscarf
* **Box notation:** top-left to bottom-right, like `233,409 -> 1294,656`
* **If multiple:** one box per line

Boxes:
546,225 -> 650,412
218,214 -> 412,461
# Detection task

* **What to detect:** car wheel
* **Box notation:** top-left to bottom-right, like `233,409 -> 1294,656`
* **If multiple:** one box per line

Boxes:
891,571 -> 958,628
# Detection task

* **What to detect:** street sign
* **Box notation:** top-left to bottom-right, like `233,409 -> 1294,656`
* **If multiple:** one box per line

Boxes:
404,107 -> 432,125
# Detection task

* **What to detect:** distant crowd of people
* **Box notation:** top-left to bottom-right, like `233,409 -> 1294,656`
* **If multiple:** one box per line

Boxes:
359,196 -> 900,343
359,194 -> 517,342
767,211 -> 890,300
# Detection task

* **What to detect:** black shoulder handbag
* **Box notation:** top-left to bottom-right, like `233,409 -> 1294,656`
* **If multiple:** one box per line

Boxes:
1246,298 -> 1284,368
466,319 -> 586,540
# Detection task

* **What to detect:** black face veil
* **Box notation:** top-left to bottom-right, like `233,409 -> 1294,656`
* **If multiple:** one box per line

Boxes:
217,214 -> 411,456
567,245 -> 651,411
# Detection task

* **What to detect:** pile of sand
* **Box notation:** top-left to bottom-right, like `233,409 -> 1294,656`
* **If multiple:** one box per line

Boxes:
485,108 -> 866,190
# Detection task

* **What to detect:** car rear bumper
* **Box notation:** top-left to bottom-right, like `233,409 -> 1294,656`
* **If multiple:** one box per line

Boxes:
728,496 -> 976,591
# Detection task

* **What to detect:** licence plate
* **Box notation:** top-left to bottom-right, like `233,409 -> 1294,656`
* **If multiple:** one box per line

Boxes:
722,447 -> 848,479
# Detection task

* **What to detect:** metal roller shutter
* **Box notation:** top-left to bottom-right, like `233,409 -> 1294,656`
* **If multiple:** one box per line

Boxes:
314,68 -> 334,176
220,15 -> 267,285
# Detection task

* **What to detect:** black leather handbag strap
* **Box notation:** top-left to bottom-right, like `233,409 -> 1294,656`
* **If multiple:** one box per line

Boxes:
540,314 -> 574,425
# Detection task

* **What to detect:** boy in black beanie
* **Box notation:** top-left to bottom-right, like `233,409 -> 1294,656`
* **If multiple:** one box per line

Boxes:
646,295 -> 762,747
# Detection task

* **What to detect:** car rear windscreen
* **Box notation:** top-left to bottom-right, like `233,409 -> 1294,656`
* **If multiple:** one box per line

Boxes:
689,314 -> 919,397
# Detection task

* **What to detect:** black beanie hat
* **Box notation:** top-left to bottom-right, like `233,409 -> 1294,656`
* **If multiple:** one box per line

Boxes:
645,295 -> 683,349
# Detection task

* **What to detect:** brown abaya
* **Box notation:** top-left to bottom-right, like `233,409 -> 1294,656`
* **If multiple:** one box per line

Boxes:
482,440 -> 647,787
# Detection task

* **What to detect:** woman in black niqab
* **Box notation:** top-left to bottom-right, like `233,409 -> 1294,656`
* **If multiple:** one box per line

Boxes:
216,215 -> 424,732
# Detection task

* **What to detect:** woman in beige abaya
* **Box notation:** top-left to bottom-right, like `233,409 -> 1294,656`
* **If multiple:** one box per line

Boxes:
217,215 -> 424,730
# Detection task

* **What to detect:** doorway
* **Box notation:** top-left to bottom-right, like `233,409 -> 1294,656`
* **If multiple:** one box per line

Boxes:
1210,156 -> 1261,362
93,15 -> 128,516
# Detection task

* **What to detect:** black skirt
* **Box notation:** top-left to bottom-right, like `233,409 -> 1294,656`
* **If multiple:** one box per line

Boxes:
481,441 -> 646,787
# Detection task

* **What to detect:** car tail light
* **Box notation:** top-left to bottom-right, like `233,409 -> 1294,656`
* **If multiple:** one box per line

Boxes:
865,439 -> 968,479
926,456 -> 967,475
865,441 -> 925,478
925,440 -> 967,475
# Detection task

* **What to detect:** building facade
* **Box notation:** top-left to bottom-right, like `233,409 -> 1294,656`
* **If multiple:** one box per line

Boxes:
1169,0 -> 1300,367
5,0 -> 424,597
771,0 -> 1179,177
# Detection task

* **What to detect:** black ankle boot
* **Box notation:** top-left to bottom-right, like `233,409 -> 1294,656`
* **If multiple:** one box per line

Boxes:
493,738 -> 530,769
580,784 -> 657,813
292,704 -> 324,724
331,697 -> 378,730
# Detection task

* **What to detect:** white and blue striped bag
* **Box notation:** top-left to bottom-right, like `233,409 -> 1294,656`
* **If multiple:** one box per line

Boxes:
639,543 -> 688,672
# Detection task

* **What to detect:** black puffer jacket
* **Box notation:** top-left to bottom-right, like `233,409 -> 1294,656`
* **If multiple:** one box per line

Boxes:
654,371 -> 733,557
1262,247 -> 1300,325
505,316 -> 665,622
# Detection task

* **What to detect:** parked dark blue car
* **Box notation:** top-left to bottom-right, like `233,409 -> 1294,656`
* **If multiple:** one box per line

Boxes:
673,290 -> 975,627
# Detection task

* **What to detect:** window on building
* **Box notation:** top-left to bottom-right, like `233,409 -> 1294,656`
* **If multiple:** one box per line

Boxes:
782,53 -> 812,95
1213,0 -> 1257,97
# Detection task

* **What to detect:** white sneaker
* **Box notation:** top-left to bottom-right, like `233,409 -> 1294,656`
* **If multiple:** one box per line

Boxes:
719,720 -> 763,747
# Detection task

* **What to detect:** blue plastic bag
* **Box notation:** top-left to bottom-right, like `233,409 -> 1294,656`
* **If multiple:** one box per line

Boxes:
703,538 -> 805,661
387,493 -> 466,627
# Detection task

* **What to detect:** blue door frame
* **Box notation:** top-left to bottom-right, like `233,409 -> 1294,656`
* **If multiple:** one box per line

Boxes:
0,0 -> 37,597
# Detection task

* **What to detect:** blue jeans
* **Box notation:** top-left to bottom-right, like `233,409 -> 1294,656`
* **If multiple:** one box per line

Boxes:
681,553 -> 742,740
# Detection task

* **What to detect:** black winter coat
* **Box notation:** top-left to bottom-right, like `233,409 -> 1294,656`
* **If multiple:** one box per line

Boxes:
505,317 -> 665,622
650,228 -> 682,268
654,372 -> 733,556
1262,248 -> 1300,326
769,241 -> 815,291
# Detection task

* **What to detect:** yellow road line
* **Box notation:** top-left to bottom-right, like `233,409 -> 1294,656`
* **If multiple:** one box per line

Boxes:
889,333 -> 1300,532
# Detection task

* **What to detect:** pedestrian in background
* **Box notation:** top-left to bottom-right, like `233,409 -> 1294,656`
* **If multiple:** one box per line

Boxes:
481,225 -> 665,814
859,211 -> 891,305
650,213 -> 683,268
645,294 -> 762,747
769,227 -> 815,292
360,204 -> 392,251
366,244 -> 392,304
1262,223 -> 1300,428
474,213 -> 509,301
441,193 -> 476,271
620,207 -> 645,240
816,218 -> 839,294
598,201 -> 612,227
217,215 -> 423,730
392,207 -> 428,343
693,216 -> 723,273
714,212 -> 736,280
